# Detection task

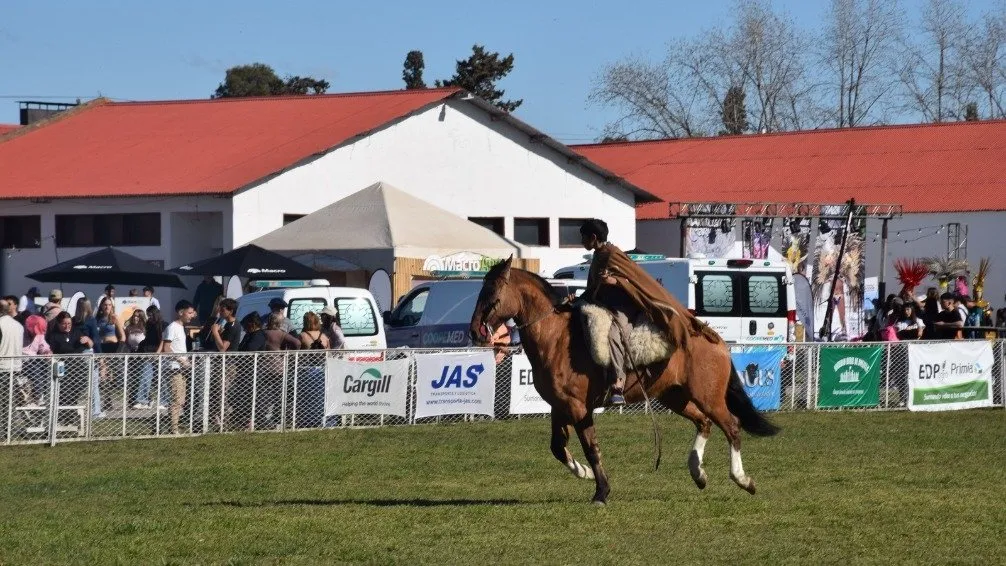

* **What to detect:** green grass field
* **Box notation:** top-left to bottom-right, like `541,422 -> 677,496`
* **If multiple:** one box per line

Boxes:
1,410 -> 1003,565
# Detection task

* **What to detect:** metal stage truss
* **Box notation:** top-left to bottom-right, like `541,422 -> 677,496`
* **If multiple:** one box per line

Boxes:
667,201 -> 904,320
668,202 -> 903,220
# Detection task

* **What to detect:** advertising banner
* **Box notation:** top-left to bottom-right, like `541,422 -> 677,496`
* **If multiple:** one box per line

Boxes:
112,297 -> 152,321
414,351 -> 496,418
817,346 -> 882,408
907,342 -> 994,411
730,345 -> 785,411
508,353 -> 551,415
325,356 -> 411,417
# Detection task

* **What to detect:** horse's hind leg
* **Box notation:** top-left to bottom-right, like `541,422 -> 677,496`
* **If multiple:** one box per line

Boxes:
551,410 -> 593,480
573,416 -> 611,505
683,404 -> 712,489
696,398 -> 756,495
660,389 -> 712,489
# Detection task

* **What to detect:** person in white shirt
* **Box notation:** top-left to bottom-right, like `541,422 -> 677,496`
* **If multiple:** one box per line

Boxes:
17,287 -> 41,316
143,286 -> 161,310
0,297 -> 25,374
162,300 -> 196,435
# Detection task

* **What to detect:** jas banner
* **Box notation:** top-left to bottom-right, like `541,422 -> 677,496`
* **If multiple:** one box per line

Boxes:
817,346 -> 882,408
509,353 -> 551,415
325,356 -> 411,417
730,345 -> 785,411
415,351 -> 496,419
907,342 -> 994,412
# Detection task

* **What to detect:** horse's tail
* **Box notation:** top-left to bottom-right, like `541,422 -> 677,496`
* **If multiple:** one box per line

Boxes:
726,362 -> 780,437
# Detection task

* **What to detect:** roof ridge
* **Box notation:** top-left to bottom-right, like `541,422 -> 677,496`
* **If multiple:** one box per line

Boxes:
0,97 -> 111,142
572,118 -> 1006,149
109,87 -> 463,107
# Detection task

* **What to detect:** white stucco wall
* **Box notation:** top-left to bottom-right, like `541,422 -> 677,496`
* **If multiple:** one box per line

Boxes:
231,99 -> 639,276
1,196 -> 229,310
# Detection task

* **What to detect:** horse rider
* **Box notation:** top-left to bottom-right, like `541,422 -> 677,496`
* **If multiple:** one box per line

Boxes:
574,218 -> 722,405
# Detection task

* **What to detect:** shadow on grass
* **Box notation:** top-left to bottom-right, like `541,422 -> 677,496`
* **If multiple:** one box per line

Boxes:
199,497 -> 567,508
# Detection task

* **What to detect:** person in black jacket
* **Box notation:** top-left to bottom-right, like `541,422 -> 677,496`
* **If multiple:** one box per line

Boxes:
133,306 -> 166,409
46,312 -> 94,410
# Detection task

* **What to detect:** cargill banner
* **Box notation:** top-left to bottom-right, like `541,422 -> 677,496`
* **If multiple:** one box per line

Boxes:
907,341 -> 994,412
325,356 -> 411,417
817,346 -> 882,408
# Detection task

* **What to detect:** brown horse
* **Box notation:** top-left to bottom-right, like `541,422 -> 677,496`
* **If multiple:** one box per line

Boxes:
469,257 -> 779,504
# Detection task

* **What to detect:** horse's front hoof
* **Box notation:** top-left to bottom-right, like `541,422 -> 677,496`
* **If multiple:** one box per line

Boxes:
693,472 -> 707,490
592,499 -> 607,506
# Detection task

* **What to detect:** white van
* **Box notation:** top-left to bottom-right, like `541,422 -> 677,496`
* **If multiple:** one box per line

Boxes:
385,278 -> 586,348
553,257 -> 795,344
236,285 -> 387,349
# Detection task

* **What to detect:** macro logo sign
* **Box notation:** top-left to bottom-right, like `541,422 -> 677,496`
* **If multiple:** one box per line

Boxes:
343,367 -> 392,397
907,342 -> 994,412
325,358 -> 409,418
422,252 -> 502,277
246,268 -> 287,275
817,346 -> 882,408
72,265 -> 112,270
415,351 -> 496,419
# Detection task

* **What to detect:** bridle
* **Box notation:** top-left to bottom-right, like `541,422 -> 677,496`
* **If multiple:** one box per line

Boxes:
475,279 -> 563,345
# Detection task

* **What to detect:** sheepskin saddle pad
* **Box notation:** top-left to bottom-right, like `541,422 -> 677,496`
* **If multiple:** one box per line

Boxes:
578,303 -> 673,369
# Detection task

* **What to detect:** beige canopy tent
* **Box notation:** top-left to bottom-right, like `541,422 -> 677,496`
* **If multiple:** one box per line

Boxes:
251,181 -> 538,306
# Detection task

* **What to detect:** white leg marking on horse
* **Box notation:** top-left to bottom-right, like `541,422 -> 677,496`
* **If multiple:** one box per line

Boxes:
729,444 -> 751,488
689,432 -> 709,486
567,459 -> 594,480
692,433 -> 708,462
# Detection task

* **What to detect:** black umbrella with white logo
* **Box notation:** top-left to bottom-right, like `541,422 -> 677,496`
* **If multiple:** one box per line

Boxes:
27,247 -> 187,288
168,244 -> 323,280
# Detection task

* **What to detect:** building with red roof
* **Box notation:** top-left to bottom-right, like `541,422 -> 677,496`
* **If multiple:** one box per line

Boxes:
574,120 -> 1006,309
0,89 -> 655,304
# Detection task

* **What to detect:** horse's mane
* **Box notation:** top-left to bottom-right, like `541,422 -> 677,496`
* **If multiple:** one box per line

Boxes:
485,261 -> 564,306
520,269 -> 565,305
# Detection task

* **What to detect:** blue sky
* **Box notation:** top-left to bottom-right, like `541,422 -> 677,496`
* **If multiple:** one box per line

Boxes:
0,0 -> 1000,143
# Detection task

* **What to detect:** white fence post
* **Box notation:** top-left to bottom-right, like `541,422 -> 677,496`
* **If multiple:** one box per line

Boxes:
291,351 -> 300,431
85,355 -> 95,439
5,366 -> 12,445
884,343 -> 891,409
121,356 -> 129,438
280,352 -> 288,433
251,353 -> 258,432
155,357 -> 163,436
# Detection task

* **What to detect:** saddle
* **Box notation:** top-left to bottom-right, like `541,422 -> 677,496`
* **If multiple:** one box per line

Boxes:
578,303 -> 673,369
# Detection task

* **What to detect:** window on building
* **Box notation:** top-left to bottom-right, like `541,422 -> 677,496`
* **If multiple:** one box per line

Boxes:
283,214 -> 306,225
0,216 -> 42,249
468,217 -> 505,236
514,218 -> 550,246
559,219 -> 588,247
55,213 -> 161,247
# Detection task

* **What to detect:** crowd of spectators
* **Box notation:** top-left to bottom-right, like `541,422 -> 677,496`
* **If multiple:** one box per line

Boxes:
1,284 -> 348,435
866,287 -> 1003,342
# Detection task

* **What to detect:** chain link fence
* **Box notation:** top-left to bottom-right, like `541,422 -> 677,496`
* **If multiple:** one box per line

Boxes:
3,340 -> 1004,446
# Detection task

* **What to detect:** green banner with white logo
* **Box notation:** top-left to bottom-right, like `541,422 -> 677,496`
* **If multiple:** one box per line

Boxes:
817,346 -> 882,408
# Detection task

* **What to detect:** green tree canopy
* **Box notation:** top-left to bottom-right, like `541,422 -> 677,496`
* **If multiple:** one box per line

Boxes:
435,45 -> 522,112
402,50 -> 427,89
213,64 -> 330,98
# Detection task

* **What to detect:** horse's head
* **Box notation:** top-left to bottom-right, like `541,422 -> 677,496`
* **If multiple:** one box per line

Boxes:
469,255 -> 521,346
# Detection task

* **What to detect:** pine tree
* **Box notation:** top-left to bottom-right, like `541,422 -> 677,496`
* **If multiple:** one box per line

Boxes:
720,86 -> 748,135
403,51 -> 427,89
436,45 -> 522,112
